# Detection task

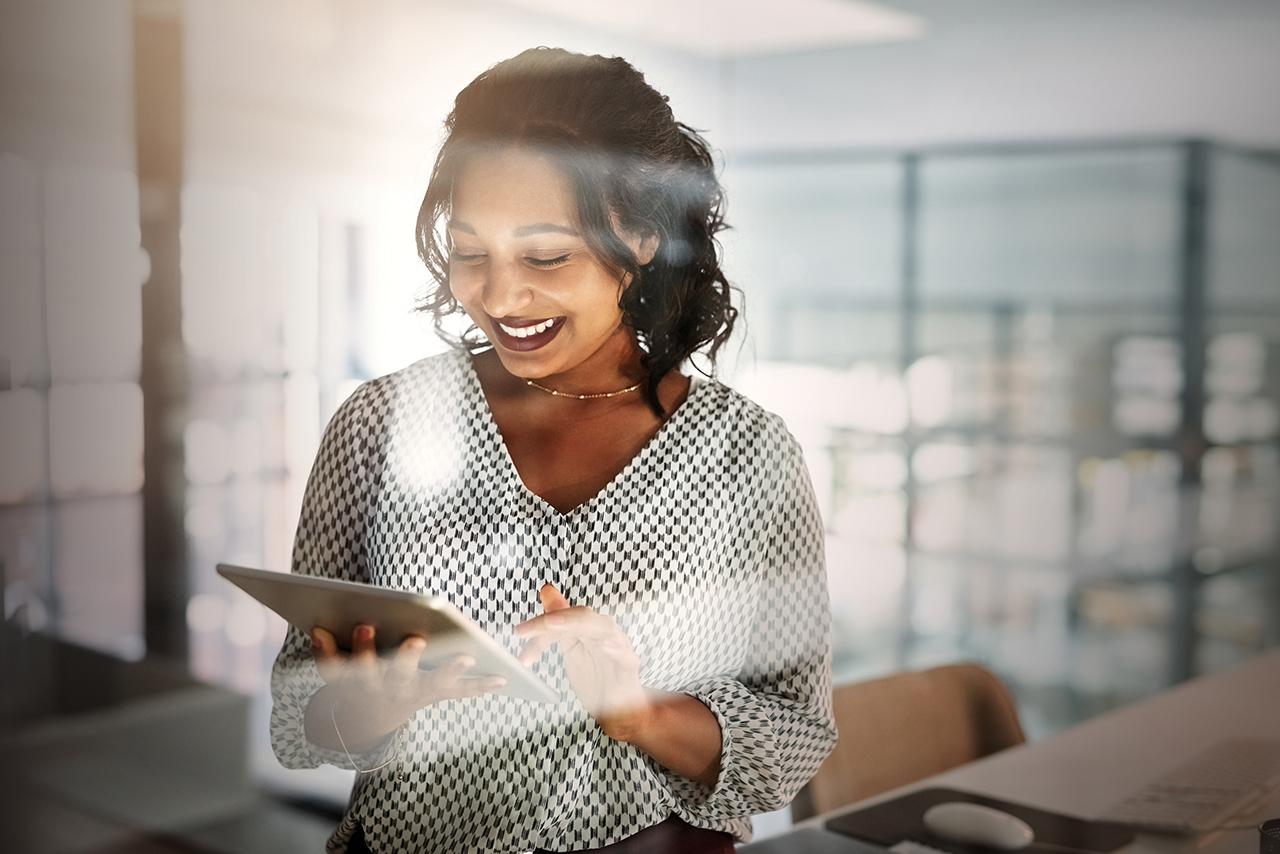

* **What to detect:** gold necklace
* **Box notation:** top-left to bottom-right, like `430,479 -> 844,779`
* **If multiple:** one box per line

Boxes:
524,378 -> 643,400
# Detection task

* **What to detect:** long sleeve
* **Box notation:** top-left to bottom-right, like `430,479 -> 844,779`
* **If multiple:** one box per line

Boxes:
268,380 -> 397,771
662,431 -> 837,824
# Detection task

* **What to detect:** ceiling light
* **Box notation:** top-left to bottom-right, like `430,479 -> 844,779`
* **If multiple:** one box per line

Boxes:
497,0 -> 925,57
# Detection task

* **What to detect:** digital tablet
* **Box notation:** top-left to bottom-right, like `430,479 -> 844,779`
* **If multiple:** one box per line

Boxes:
216,563 -> 558,703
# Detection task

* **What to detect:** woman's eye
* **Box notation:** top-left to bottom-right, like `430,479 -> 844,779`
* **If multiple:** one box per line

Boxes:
450,250 -> 486,265
526,255 -> 571,268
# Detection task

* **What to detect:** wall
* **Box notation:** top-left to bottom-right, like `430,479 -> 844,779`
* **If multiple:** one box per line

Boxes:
726,0 -> 1280,153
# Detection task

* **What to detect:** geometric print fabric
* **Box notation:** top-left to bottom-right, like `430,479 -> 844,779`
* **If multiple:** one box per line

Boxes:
269,350 -> 836,853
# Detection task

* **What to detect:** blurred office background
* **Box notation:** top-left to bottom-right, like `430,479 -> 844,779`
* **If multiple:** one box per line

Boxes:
2,0 -> 1279,850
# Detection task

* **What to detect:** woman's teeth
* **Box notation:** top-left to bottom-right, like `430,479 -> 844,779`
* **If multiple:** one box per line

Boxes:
499,318 -> 556,338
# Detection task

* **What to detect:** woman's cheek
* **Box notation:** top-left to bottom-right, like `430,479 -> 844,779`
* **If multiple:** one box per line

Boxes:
449,267 -> 479,305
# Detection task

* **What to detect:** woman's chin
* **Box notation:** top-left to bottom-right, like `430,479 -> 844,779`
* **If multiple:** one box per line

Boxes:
487,344 -> 559,382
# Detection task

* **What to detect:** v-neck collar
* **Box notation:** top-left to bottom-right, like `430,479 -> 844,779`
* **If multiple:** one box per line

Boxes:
457,349 -> 709,519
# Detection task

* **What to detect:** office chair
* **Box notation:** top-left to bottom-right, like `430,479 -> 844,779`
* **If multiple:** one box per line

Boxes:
791,662 -> 1026,820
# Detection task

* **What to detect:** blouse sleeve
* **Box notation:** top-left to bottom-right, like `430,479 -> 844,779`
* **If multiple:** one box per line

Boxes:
268,380 -> 398,771
664,431 -> 837,820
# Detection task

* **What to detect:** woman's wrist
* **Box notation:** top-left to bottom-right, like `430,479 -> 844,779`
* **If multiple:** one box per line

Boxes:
605,690 -> 722,787
306,686 -> 406,754
597,692 -> 660,744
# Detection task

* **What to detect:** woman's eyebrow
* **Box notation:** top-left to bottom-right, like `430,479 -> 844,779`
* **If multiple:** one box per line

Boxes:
512,222 -> 580,237
447,220 -> 581,238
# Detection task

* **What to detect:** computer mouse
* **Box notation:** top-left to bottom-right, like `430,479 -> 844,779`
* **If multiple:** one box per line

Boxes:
922,802 -> 1035,850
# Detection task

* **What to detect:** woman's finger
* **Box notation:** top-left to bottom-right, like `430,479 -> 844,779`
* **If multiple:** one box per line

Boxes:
430,652 -> 504,700
516,635 -> 553,666
389,635 -> 427,682
351,623 -> 378,659
311,626 -> 339,660
513,583 -> 574,643
599,635 -> 634,657
516,604 -> 606,633
517,607 -> 623,642
420,654 -> 477,696
540,583 -> 571,612
311,627 -> 348,683
442,653 -> 476,676
414,652 -> 474,678
451,675 -> 507,698
567,632 -> 638,675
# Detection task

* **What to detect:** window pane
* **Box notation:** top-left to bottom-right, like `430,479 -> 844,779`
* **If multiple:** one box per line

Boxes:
920,147 -> 1181,306
55,494 -> 143,660
49,382 -> 144,497
1210,150 -> 1280,310
44,166 -> 144,384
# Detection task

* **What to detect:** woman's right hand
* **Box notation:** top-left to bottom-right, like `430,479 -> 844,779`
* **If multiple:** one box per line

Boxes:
304,624 -> 506,753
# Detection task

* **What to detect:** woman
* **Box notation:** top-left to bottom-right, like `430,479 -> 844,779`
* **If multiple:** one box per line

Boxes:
270,47 -> 836,854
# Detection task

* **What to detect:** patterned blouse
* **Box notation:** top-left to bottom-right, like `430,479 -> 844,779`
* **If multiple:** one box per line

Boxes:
269,350 -> 835,854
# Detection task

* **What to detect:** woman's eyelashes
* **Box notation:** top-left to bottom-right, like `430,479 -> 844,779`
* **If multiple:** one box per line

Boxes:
449,248 -> 573,269
450,250 -> 486,265
525,254 -> 571,268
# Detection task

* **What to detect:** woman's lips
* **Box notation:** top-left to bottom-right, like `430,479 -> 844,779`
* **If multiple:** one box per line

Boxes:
490,316 -> 565,352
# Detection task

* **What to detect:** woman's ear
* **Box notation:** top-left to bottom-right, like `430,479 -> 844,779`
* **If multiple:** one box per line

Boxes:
635,232 -> 660,266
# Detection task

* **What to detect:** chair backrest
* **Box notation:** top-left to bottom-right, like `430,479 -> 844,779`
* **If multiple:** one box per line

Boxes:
792,662 -> 1025,820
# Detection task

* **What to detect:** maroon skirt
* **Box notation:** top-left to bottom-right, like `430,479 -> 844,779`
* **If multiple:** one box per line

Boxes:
533,816 -> 735,854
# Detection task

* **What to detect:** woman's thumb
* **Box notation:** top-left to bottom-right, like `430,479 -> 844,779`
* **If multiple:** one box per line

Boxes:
540,582 -> 570,612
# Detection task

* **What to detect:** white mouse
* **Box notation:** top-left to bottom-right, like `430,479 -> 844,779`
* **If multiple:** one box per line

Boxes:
923,802 -> 1035,850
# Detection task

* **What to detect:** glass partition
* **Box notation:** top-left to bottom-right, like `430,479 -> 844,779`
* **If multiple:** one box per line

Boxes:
723,140 -> 1280,735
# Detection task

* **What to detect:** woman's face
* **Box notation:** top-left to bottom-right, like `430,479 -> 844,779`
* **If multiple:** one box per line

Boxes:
448,147 -> 654,383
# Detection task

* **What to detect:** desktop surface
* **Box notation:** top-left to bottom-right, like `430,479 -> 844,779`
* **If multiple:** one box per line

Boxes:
785,650 -> 1280,854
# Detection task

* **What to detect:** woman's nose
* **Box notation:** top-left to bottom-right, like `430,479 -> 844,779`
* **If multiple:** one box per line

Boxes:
478,261 -> 534,316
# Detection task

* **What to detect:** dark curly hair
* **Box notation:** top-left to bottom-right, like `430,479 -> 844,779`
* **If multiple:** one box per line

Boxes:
415,47 -> 737,417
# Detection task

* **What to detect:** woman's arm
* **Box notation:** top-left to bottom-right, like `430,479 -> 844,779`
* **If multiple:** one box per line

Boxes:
271,377 -> 504,769
270,380 -> 386,770
516,584 -> 723,787
601,689 -> 723,787
673,433 -> 836,816
513,427 -> 837,802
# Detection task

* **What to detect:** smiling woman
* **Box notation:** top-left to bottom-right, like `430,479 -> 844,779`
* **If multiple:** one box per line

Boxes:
417,47 -> 736,418
268,47 -> 835,854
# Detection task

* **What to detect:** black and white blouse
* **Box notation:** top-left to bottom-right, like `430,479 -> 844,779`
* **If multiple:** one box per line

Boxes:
270,349 -> 836,854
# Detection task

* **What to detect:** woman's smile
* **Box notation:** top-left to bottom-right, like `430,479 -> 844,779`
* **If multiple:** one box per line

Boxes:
490,315 -> 565,351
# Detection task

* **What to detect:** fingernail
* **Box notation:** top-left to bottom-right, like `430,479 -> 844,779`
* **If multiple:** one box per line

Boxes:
357,625 -> 373,641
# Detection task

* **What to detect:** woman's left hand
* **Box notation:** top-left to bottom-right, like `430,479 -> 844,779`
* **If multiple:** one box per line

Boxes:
515,584 -> 653,742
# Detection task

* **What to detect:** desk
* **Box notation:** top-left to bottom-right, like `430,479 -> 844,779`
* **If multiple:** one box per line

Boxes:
747,650 -> 1280,854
